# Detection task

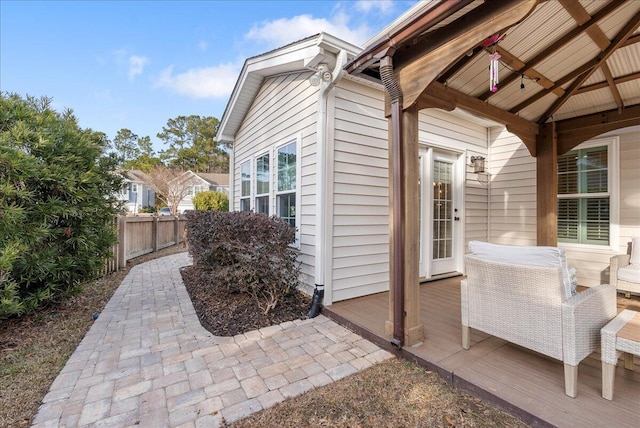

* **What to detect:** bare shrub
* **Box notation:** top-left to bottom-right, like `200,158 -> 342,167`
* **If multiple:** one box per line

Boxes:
186,211 -> 300,315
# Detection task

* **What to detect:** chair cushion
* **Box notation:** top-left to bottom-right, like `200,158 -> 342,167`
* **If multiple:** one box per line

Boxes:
630,237 -> 640,266
468,241 -> 573,298
618,264 -> 640,283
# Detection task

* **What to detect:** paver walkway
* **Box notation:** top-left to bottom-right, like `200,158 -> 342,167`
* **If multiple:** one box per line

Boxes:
32,252 -> 393,427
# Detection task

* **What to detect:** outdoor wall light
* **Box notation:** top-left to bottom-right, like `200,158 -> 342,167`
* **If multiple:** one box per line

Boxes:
470,156 -> 486,173
309,64 -> 332,86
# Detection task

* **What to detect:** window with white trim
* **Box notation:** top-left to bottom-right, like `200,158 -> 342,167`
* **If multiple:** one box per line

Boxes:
276,141 -> 297,227
255,153 -> 270,215
240,161 -> 251,211
557,141 -> 615,246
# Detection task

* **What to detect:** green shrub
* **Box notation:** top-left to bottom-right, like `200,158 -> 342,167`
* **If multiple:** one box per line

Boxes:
139,205 -> 155,213
193,190 -> 229,212
0,93 -> 123,318
186,211 -> 299,315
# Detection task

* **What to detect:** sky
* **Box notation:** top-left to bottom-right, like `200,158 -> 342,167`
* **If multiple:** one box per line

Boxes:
1,0 -> 417,153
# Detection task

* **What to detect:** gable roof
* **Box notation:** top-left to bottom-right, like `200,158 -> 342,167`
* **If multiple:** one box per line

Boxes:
216,32 -> 361,144
119,169 -> 152,185
193,172 -> 229,186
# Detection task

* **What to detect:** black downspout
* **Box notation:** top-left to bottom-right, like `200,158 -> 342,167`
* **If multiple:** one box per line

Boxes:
380,56 -> 405,349
307,284 -> 324,318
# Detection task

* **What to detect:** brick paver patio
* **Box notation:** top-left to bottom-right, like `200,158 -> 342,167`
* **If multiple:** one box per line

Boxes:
31,252 -> 392,427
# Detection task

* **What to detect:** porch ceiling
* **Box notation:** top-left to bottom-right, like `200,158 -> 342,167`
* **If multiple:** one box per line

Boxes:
346,0 -> 640,155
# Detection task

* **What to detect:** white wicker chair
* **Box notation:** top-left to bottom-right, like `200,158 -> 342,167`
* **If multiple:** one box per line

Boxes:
610,238 -> 640,297
461,255 -> 617,398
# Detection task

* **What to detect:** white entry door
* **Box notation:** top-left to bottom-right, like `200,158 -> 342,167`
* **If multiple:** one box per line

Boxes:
419,148 -> 463,278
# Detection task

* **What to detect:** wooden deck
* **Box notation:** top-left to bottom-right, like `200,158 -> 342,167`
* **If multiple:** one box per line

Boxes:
325,277 -> 640,428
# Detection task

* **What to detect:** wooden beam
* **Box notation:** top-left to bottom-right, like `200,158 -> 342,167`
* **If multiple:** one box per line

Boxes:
419,82 -> 539,156
601,63 -> 624,112
509,59 -> 599,115
560,0 -> 610,50
561,0 -> 623,111
555,104 -> 640,154
536,123 -> 558,246
575,71 -> 640,95
346,0 -> 475,75
540,11 -> 640,124
395,0 -> 538,110
437,45 -> 483,84
495,46 -> 564,96
478,0 -> 624,101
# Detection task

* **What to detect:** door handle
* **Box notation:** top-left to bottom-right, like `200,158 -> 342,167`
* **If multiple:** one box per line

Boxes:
454,217 -> 460,221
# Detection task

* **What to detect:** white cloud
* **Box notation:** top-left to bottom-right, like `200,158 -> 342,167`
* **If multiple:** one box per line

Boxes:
245,12 -> 373,48
354,0 -> 395,14
128,55 -> 149,81
154,63 -> 239,99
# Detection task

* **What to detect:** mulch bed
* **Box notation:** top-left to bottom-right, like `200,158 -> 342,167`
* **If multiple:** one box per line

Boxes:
180,266 -> 311,337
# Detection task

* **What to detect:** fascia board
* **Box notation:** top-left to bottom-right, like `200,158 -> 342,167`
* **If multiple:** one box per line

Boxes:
217,40 -> 323,140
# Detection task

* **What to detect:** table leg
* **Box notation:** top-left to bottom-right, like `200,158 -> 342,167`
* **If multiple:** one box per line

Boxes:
623,352 -> 634,370
602,362 -> 616,400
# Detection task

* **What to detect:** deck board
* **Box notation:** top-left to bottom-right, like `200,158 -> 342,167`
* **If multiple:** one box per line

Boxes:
326,278 -> 640,428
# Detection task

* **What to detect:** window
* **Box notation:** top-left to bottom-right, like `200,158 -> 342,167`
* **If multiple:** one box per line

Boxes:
557,141 -> 615,246
276,141 -> 297,227
129,182 -> 138,193
237,138 -> 300,245
240,161 -> 251,211
255,153 -> 270,215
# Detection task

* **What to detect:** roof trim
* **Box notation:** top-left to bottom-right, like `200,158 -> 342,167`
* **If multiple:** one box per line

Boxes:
216,33 -> 361,143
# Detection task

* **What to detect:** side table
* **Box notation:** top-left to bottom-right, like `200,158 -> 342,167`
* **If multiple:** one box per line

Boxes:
601,309 -> 639,400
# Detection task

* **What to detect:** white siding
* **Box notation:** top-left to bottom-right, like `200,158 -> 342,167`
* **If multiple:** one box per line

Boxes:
488,127 -> 537,246
232,71 -> 318,289
329,80 -> 493,301
331,79 -> 390,302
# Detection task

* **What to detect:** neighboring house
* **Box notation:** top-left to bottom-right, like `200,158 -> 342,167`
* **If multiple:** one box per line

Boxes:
118,169 -> 155,214
176,171 -> 230,213
216,2 -> 640,319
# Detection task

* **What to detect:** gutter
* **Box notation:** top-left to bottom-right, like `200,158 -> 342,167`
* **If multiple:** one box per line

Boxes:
379,56 -> 405,349
345,0 -> 471,74
308,49 -> 349,318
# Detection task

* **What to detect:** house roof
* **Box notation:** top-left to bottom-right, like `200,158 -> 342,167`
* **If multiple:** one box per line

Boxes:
193,172 -> 229,186
119,169 -> 152,185
216,32 -> 362,144
346,0 -> 640,154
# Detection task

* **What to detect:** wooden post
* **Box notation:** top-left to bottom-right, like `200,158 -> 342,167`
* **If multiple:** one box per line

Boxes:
536,123 -> 558,246
117,215 -> 127,269
402,103 -> 424,346
152,216 -> 159,252
174,216 -> 180,247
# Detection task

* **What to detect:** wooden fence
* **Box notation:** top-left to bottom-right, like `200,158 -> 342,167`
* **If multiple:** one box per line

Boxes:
105,214 -> 187,274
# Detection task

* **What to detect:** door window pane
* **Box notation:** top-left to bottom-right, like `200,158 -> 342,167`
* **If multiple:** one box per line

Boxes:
433,160 -> 453,259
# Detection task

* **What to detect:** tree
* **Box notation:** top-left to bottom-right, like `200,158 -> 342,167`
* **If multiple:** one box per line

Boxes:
112,128 -> 140,164
146,166 -> 195,215
0,93 -> 123,318
113,129 -> 163,172
157,115 -> 229,173
193,191 -> 229,212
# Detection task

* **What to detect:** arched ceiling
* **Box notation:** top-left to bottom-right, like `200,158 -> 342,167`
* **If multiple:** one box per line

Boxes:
347,0 -> 640,155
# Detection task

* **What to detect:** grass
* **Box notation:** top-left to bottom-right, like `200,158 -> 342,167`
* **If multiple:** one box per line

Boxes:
0,246 -> 529,427
223,358 -> 529,427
